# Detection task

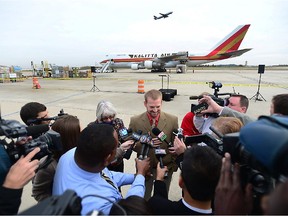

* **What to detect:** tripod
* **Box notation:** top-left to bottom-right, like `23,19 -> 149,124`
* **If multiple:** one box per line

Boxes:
250,73 -> 266,102
90,75 -> 100,92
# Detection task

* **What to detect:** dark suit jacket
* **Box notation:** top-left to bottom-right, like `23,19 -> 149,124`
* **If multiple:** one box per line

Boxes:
129,111 -> 178,171
148,180 -> 213,215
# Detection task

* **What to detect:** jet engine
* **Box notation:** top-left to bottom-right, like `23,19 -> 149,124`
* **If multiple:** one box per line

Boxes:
131,64 -> 140,70
144,61 -> 162,69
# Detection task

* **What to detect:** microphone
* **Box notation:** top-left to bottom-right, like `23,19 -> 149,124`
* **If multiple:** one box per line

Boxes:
123,130 -> 142,160
152,127 -> 172,147
154,146 -> 168,178
189,95 -> 202,100
138,134 -> 152,160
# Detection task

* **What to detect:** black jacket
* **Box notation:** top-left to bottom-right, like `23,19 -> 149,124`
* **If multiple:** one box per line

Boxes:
0,186 -> 23,215
148,180 -> 212,215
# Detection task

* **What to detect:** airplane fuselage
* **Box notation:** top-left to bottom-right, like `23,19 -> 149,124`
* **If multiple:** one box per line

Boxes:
98,24 -> 251,72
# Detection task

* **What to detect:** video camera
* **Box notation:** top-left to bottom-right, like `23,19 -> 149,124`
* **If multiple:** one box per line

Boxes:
190,81 -> 232,115
184,115 -> 288,196
0,118 -> 62,164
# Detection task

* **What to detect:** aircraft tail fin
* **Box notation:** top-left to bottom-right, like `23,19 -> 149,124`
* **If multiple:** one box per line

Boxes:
207,24 -> 251,57
154,16 -> 158,20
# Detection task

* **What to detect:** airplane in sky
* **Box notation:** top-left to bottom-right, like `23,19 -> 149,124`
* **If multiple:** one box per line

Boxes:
99,24 -> 252,73
153,11 -> 173,20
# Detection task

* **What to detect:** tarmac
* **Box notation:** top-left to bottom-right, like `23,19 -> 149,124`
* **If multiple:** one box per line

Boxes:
1,67 -> 288,213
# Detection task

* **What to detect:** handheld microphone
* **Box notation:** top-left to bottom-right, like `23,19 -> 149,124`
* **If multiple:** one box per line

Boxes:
155,148 -> 168,178
152,127 -> 172,147
173,128 -> 184,139
123,130 -> 142,160
138,134 -> 152,160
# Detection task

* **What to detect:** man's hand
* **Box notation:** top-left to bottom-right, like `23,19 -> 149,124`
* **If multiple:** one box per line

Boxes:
198,95 -> 223,114
169,136 -> 186,155
135,157 -> 150,176
3,147 -> 40,189
156,162 -> 168,181
120,140 -> 134,151
214,153 -> 253,215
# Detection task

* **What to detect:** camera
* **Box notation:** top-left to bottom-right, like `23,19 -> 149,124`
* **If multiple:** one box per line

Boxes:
190,95 -> 228,115
185,132 -> 273,196
0,118 -> 62,164
208,81 -> 222,89
4,130 -> 62,163
189,81 -> 232,115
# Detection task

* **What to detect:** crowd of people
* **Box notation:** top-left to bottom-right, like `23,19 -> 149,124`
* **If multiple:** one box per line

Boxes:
0,90 -> 288,215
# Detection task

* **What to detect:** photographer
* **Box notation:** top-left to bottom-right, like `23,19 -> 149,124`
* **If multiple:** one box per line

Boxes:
0,147 -> 40,215
20,102 -> 50,126
197,94 -> 254,126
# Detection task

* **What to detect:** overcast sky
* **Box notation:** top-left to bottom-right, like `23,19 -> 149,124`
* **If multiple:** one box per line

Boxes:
1,0 -> 288,68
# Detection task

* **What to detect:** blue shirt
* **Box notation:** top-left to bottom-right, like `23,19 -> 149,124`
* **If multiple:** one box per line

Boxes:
52,148 -> 145,215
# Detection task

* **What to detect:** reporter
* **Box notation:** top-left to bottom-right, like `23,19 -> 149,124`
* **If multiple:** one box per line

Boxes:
149,146 -> 222,215
0,147 -> 40,215
89,100 -> 134,172
32,115 -> 81,202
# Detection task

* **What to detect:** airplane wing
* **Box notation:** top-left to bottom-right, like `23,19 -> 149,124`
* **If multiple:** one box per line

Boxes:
218,48 -> 252,57
153,51 -> 188,63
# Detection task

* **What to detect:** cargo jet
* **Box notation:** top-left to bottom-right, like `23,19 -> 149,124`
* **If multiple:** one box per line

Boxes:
154,11 -> 173,20
99,24 -> 251,73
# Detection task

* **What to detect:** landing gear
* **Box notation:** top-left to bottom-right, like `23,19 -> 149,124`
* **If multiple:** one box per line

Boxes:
151,68 -> 167,72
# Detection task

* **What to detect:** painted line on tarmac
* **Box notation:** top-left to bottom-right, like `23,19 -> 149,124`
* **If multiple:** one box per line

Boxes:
98,77 -> 288,88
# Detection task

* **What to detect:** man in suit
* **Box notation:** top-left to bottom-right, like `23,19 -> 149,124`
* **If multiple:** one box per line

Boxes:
148,145 -> 222,215
129,89 -> 178,200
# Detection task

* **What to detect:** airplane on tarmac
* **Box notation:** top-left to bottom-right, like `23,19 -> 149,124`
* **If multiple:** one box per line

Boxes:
99,24 -> 252,73
154,11 -> 173,20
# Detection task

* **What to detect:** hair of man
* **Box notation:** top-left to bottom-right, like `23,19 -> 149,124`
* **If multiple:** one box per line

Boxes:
96,100 -> 117,121
144,89 -> 162,102
181,145 -> 222,201
51,115 -> 81,161
271,93 -> 288,115
75,123 -> 117,168
20,102 -> 47,125
109,195 -> 153,215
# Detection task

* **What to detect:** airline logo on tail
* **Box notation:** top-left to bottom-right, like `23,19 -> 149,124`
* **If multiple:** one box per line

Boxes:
99,24 -> 252,73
